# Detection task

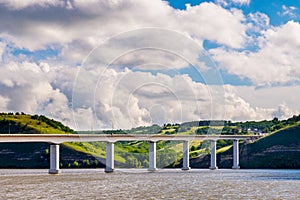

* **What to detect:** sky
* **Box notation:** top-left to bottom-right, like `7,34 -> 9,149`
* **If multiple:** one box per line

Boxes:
0,0 -> 300,130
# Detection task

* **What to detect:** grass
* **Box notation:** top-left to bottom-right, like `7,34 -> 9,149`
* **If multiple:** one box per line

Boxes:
213,122 -> 300,168
217,145 -> 232,154
245,123 -> 300,154
0,114 -> 69,134
2,113 -> 300,169
63,142 -> 126,163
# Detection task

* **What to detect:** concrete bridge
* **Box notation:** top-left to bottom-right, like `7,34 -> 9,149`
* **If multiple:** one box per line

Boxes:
0,134 -> 260,174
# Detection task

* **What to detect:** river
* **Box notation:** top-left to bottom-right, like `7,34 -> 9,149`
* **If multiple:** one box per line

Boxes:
1,169 -> 300,199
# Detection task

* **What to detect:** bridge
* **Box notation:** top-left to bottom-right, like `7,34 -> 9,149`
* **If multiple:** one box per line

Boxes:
0,134 -> 261,174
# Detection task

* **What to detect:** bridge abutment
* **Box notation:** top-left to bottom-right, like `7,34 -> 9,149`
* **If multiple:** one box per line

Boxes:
209,140 -> 218,170
148,141 -> 157,171
49,144 -> 60,174
182,141 -> 190,170
105,142 -> 114,173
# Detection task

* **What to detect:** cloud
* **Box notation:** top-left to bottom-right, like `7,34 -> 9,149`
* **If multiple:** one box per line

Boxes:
271,104 -> 295,119
225,94 -> 296,122
0,0 -> 64,10
224,86 -> 271,121
211,21 -> 300,86
248,12 -> 270,32
71,108 -> 93,130
0,57 -> 298,130
215,0 -> 228,6
70,27 -> 229,129
223,85 -> 299,121
215,0 -> 250,6
278,5 -> 297,18
245,12 -> 270,47
73,63 -> 298,129
234,85 -> 300,113
73,66 -> 218,129
0,95 -> 9,111
177,2 -> 247,48
231,0 -> 250,6
0,0 -> 247,58
0,59 -> 76,124
0,0 -> 299,130
0,44 -> 4,63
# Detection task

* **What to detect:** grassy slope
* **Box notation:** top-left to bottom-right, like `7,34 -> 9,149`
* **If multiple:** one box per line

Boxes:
0,114 -> 129,164
238,123 -> 300,168
0,114 -> 68,134
243,122 -> 300,152
211,122 -> 300,169
0,114 -> 119,168
2,114 -> 300,169
188,122 -> 300,169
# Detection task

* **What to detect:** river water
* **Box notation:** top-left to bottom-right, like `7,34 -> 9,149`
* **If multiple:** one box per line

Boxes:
0,169 -> 300,199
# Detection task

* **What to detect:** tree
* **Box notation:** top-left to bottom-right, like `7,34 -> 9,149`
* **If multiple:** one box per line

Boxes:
272,117 -> 279,124
191,145 -> 196,151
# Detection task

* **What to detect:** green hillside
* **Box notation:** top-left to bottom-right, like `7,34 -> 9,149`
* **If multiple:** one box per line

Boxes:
0,112 -> 73,134
0,113 -> 107,168
0,113 -> 181,168
0,113 -> 141,167
239,123 -> 300,168
1,112 -> 300,169
190,122 -> 300,169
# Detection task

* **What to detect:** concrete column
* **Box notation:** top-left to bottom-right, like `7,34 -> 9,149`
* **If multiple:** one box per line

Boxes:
49,144 -> 60,174
209,140 -> 218,170
232,139 -> 240,169
105,142 -> 114,173
182,141 -> 190,170
148,141 -> 157,171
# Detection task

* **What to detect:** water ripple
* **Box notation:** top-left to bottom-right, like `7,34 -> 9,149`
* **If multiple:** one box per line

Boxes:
1,169 -> 300,199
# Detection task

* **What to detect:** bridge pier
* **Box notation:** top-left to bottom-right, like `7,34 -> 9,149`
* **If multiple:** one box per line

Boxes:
182,141 -> 190,170
49,144 -> 60,174
148,141 -> 157,171
209,140 -> 218,170
105,142 -> 114,173
232,139 -> 240,169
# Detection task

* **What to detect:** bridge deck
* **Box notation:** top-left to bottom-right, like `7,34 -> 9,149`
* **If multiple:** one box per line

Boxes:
0,134 -> 261,144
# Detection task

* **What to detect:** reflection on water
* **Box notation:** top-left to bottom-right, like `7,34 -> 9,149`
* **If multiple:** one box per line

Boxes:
1,169 -> 300,199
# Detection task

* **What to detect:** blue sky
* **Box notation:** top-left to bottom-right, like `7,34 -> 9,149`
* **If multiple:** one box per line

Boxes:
12,48 -> 59,61
0,0 -> 300,129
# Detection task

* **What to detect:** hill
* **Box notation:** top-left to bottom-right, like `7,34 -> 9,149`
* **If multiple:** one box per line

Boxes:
0,113 -> 178,168
0,113 -> 107,168
0,113 -> 152,168
190,122 -> 300,169
1,112 -> 300,169
0,112 -> 73,134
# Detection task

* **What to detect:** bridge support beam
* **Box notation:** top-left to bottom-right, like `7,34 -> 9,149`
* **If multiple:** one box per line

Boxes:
209,140 -> 218,170
49,144 -> 60,174
105,142 -> 114,173
182,141 -> 190,170
148,141 -> 157,171
232,139 -> 240,169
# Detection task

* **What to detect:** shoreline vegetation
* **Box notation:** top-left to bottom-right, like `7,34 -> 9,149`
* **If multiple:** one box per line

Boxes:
0,112 -> 300,169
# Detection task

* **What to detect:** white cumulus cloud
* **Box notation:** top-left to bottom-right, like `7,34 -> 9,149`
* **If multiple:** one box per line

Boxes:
0,0 -> 299,130
211,21 -> 300,86
231,0 -> 250,6
0,0 -> 64,10
278,5 -> 297,18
